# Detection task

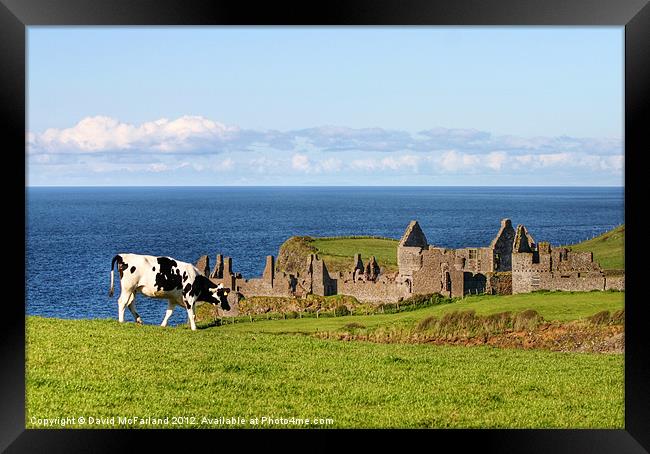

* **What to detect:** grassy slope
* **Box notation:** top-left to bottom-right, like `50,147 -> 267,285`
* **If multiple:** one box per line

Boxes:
27,315 -> 623,429
213,291 -> 624,334
310,236 -> 399,273
567,225 -> 625,270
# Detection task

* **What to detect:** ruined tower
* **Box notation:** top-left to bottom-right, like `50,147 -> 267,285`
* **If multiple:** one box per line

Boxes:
364,256 -> 380,281
195,255 -> 210,277
514,224 -> 535,253
308,254 -> 336,296
352,253 -> 364,281
263,255 -> 275,287
489,218 -> 516,272
397,220 -> 428,280
210,254 -> 224,279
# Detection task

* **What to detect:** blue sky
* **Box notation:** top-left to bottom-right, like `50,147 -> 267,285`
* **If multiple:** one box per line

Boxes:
27,27 -> 624,186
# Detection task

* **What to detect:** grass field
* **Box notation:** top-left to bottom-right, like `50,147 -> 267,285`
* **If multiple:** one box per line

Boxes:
309,236 -> 398,273
26,291 -> 624,429
567,225 -> 624,270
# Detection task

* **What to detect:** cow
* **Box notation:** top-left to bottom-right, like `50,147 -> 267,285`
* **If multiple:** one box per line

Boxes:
108,253 -> 231,331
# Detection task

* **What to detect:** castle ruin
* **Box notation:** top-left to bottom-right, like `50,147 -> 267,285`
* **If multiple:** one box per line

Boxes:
197,219 -> 624,314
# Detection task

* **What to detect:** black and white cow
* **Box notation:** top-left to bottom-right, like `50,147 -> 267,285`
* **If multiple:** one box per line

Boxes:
109,253 -> 231,331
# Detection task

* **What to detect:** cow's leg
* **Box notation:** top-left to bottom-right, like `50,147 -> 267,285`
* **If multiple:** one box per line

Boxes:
185,301 -> 197,331
117,290 -> 132,323
161,300 -> 176,327
126,293 -> 143,325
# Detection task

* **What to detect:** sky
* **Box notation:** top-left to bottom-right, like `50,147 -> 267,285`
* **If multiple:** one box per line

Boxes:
26,27 -> 624,186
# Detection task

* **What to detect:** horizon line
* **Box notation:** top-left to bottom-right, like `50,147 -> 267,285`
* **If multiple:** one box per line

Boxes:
25,184 -> 625,188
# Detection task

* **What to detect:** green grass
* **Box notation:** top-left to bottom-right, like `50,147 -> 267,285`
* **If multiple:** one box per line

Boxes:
27,314 -> 623,429
309,236 -> 399,273
567,224 -> 624,270
208,291 -> 624,335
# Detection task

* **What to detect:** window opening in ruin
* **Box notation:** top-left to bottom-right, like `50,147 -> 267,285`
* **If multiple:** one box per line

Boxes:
469,249 -> 477,260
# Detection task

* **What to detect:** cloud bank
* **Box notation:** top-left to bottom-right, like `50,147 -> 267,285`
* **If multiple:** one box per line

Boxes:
27,115 -> 623,185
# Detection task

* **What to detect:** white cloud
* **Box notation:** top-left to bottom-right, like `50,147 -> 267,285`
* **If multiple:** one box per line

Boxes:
603,155 -> 624,171
437,150 -> 481,172
290,154 -> 342,174
291,154 -> 311,172
30,115 -> 239,154
485,151 -> 507,171
536,152 -> 572,167
350,155 -> 420,172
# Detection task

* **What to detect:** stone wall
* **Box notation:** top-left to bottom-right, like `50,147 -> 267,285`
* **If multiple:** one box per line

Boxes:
337,279 -> 410,303
604,270 -> 625,291
397,246 -> 424,278
332,254 -> 411,303
512,243 -> 608,294
486,272 -> 512,295
410,247 -> 450,295
454,247 -> 493,274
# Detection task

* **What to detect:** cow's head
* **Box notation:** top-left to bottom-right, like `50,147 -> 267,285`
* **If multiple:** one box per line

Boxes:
192,276 -> 231,311
208,283 -> 231,312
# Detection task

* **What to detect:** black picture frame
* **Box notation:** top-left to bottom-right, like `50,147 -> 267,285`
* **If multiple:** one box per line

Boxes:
4,0 -> 648,452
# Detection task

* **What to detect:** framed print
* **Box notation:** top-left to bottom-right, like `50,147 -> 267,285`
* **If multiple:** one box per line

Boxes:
4,0 -> 649,451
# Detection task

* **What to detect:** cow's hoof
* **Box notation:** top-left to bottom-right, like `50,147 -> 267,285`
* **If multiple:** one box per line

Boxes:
136,318 -> 143,325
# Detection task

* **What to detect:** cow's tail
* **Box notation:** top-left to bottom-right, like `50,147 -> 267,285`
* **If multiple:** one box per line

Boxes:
109,255 -> 121,297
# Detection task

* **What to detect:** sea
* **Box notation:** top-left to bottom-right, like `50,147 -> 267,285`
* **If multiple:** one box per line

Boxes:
26,186 -> 624,326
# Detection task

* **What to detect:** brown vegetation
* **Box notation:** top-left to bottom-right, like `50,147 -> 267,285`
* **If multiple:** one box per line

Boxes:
318,309 -> 625,353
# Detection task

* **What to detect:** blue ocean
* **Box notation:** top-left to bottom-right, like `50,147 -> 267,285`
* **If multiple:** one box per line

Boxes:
26,186 -> 624,326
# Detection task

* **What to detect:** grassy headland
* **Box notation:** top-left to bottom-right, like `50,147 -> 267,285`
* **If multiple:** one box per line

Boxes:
566,224 -> 624,270
276,235 -> 398,274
